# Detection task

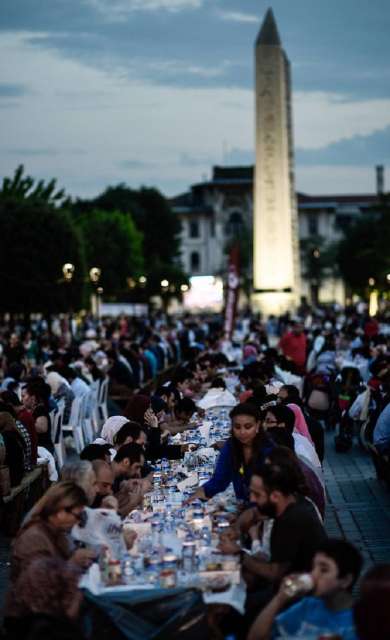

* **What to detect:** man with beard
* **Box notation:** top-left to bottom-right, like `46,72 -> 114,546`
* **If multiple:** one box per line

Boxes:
220,461 -> 326,587
111,443 -> 147,517
91,460 -> 116,509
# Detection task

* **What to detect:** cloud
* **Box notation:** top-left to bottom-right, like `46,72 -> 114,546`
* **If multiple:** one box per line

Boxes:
86,0 -> 203,18
224,148 -> 253,165
6,147 -> 86,157
296,126 -> 390,166
179,152 -> 216,167
0,1 -> 388,97
296,165 -> 385,196
218,11 -> 259,24
119,159 -> 155,169
6,147 -> 59,157
0,83 -> 29,97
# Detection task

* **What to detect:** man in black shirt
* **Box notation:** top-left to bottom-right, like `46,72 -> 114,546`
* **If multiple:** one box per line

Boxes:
216,458 -> 327,637
219,458 -> 326,584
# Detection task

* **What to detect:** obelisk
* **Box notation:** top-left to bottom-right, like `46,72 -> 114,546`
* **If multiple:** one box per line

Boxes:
252,8 -> 300,316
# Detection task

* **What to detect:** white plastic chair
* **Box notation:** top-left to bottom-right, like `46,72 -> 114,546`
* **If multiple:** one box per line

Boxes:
62,396 -> 85,453
96,377 -> 109,427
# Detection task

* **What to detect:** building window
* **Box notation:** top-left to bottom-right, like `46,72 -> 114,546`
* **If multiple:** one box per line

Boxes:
308,213 -> 318,236
189,220 -> 199,238
190,251 -> 200,272
225,211 -> 244,236
210,218 -> 215,237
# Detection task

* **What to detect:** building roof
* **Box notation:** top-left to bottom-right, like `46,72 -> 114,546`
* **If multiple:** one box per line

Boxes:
170,165 -> 380,212
297,192 -> 378,207
256,8 -> 281,47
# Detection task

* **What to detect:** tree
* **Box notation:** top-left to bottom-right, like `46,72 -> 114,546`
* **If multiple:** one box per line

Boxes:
73,209 -> 144,299
0,166 -> 86,315
224,223 -> 252,300
300,235 -> 340,305
73,184 -> 187,295
336,196 -> 390,297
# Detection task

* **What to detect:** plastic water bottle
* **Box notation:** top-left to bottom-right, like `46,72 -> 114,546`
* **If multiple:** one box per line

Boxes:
201,526 -> 212,546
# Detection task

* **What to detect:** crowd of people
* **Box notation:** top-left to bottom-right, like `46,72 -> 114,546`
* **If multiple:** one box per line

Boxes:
0,304 -> 390,639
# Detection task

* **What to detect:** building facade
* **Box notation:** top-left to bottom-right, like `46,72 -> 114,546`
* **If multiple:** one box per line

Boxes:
171,165 -> 380,306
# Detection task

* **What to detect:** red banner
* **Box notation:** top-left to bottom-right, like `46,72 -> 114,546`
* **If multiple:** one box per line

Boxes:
223,244 -> 240,339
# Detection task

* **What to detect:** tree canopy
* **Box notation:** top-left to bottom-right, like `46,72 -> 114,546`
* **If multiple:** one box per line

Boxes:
0,166 -> 85,314
73,208 -> 144,299
74,184 -> 187,294
337,197 -> 390,296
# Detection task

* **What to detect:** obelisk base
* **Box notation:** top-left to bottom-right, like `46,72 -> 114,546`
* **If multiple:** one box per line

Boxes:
251,291 -> 296,317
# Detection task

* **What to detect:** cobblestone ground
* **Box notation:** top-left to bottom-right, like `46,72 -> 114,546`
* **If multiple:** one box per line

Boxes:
0,433 -> 389,620
324,430 -> 390,571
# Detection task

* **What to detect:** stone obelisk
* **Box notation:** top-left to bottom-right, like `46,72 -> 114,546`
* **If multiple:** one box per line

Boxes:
252,8 -> 300,316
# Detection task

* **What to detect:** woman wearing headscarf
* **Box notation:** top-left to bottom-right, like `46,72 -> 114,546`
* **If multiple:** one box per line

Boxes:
287,403 -> 314,443
97,415 -> 129,446
278,384 -> 324,463
46,371 -> 75,424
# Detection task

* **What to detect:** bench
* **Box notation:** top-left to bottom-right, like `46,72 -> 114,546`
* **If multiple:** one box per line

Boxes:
0,462 -> 50,536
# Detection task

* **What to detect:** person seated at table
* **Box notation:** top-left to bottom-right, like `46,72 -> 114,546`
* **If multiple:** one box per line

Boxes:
197,377 -> 237,410
248,538 -> 362,640
80,443 -> 112,463
1,389 -> 38,466
61,460 -> 98,506
12,557 -> 85,640
277,384 -> 325,462
4,482 -> 93,637
111,443 -> 147,516
265,445 -> 325,520
0,410 -> 27,485
21,379 -> 54,454
162,397 -> 198,435
46,371 -> 75,425
220,461 -> 326,580
91,459 -> 116,509
354,563 -> 390,639
263,404 -> 322,472
124,394 -> 188,461
113,421 -> 148,450
186,403 -> 274,504
94,415 -> 129,452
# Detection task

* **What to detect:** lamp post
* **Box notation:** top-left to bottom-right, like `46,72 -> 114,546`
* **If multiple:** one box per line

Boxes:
368,277 -> 378,317
89,267 -> 102,321
310,248 -> 321,306
62,263 -> 75,282
160,279 -> 169,312
62,263 -> 75,338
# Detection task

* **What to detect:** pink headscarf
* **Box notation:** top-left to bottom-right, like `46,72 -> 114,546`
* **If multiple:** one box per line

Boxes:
287,403 -> 314,444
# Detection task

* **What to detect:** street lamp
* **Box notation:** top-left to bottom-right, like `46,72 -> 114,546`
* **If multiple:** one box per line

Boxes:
89,267 -> 101,284
180,284 -> 189,292
368,277 -> 378,317
62,263 -> 75,337
88,267 -> 102,320
161,279 -> 169,289
139,275 -> 147,286
62,263 -> 75,282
